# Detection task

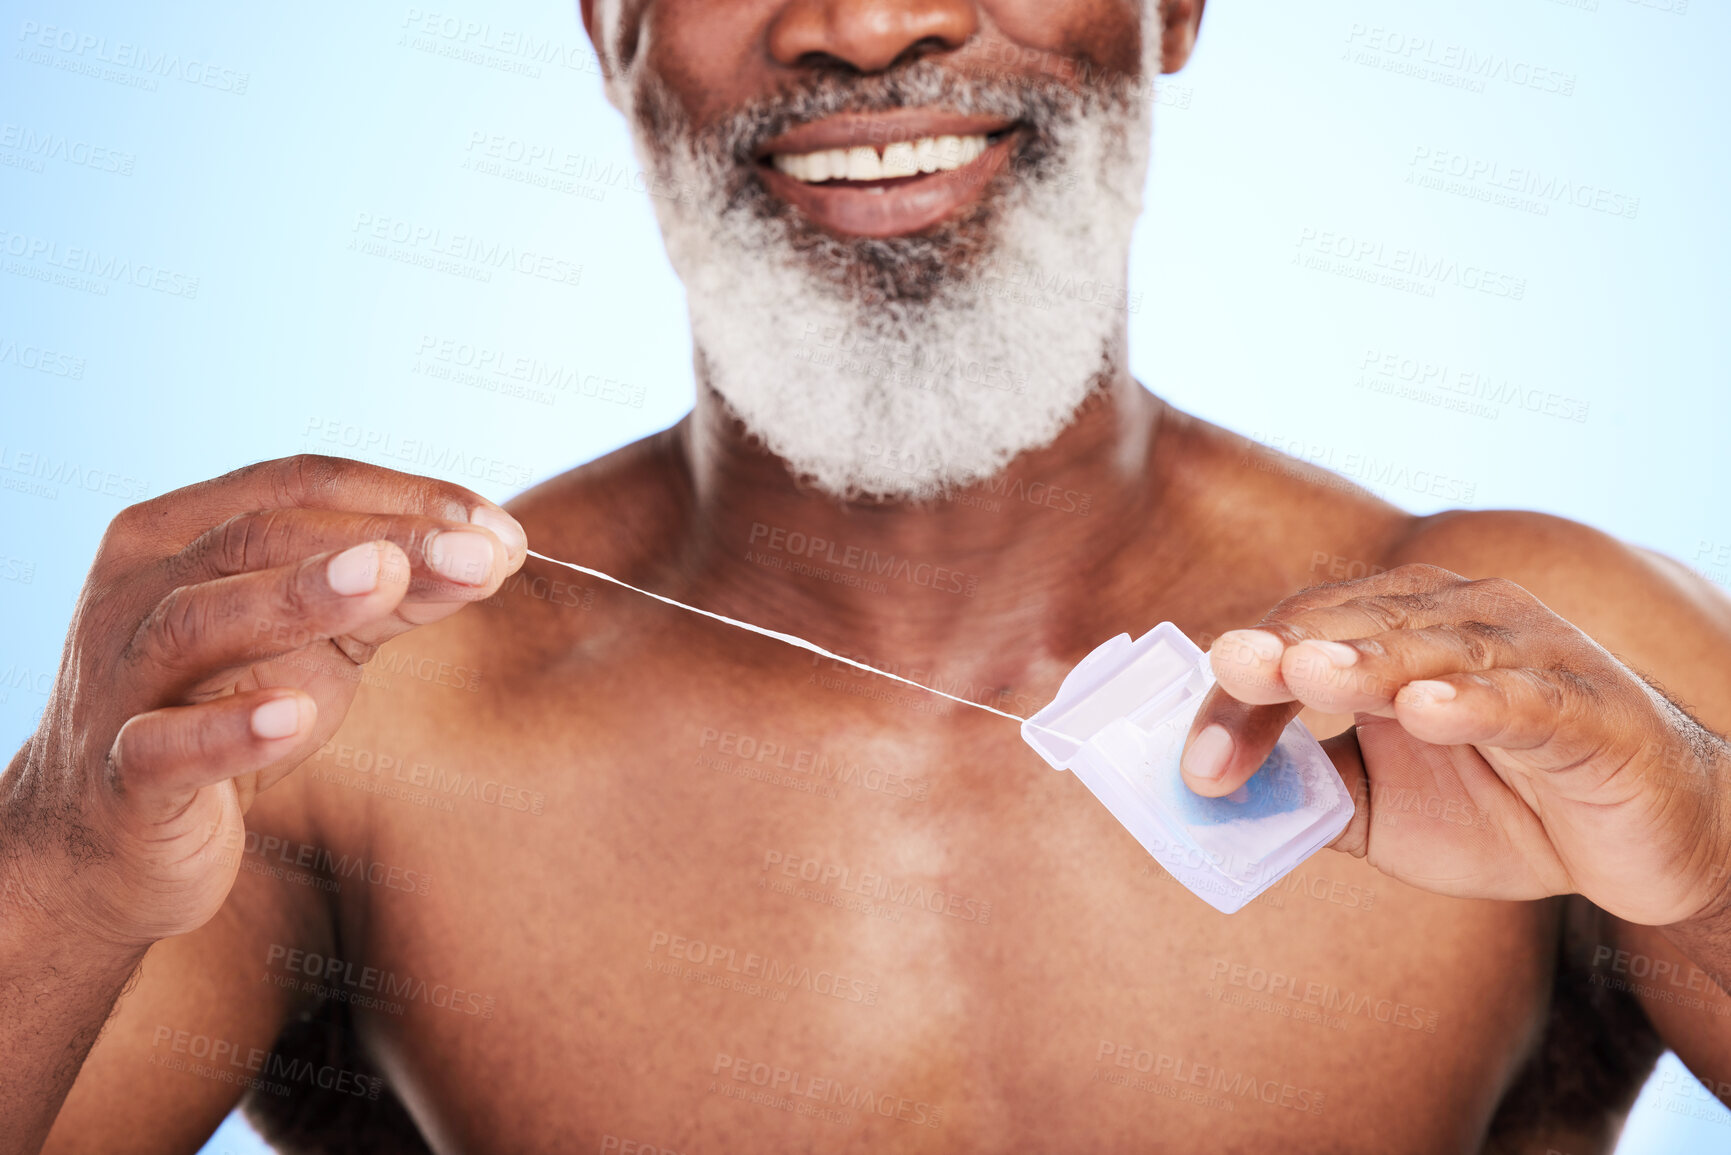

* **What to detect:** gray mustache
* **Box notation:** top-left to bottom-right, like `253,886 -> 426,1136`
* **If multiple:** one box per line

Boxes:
711,60 -> 1082,164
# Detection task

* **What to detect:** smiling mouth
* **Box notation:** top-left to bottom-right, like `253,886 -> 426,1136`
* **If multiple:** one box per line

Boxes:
754,118 -> 1022,239
768,131 -> 1004,183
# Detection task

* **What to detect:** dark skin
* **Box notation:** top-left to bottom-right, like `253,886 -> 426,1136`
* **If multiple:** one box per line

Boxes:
7,2 -> 1731,1153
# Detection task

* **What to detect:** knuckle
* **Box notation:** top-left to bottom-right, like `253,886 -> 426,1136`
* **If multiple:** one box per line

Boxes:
396,526 -> 451,576
1389,562 -> 1460,586
212,510 -> 280,575
104,734 -> 131,794
107,723 -> 161,797
134,585 -> 206,668
278,559 -> 323,624
357,512 -> 415,549
1450,621 -> 1513,668
96,500 -> 161,565
275,453 -> 471,521
1464,576 -> 1528,615
1529,670 -> 1590,753
414,481 -> 476,523
1396,590 -> 1444,621
1455,630 -> 1493,669
275,454 -> 345,508
111,711 -> 214,790
106,499 -> 156,540
137,717 -> 212,784
1348,596 -> 1413,633
1472,576 -> 1525,598
387,475 -> 475,522
112,725 -> 157,789
1351,635 -> 1391,661
1462,669 -> 1512,710
1263,589 -> 1328,624
1503,669 -> 1567,732
330,634 -> 380,666
170,511 -> 263,581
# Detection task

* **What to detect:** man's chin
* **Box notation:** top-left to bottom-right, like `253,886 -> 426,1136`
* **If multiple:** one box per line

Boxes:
633,60 -> 1149,511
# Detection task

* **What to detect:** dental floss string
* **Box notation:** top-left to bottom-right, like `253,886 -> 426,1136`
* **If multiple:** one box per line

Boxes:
525,547 -> 1043,728
522,551 -> 1316,912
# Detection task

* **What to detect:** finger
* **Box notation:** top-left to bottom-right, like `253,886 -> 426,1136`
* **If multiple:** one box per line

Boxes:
108,689 -> 318,812
167,508 -> 518,585
1278,621 -> 1531,717
1178,685 -> 1303,797
1391,667 -> 1622,770
1259,563 -> 1468,619
121,541 -> 411,702
1275,576 -> 1535,652
1208,574 -> 1532,706
161,509 -> 522,627
1207,627 -> 1296,705
112,454 -> 528,562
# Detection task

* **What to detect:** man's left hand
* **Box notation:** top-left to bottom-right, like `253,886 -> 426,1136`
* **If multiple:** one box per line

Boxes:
1179,564 -> 1731,926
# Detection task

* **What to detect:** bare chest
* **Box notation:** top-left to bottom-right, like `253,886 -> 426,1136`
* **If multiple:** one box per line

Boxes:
308,678 -> 1556,1155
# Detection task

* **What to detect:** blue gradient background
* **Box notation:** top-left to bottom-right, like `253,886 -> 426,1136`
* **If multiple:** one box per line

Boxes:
2,0 -> 1726,1151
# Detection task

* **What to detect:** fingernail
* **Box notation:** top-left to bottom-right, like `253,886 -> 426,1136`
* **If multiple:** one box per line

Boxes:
1219,629 -> 1284,663
1400,679 -> 1457,705
426,530 -> 496,586
251,696 -> 305,740
470,506 -> 527,556
327,542 -> 382,596
1182,724 -> 1234,783
1304,640 -> 1359,668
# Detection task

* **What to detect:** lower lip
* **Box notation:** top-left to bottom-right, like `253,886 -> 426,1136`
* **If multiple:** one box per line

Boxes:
760,134 -> 1017,239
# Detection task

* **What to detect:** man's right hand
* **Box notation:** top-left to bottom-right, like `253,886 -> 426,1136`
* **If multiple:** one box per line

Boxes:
1,454 -> 526,953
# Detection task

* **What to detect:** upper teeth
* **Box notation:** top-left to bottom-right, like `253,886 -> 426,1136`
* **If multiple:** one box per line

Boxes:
771,134 -> 990,183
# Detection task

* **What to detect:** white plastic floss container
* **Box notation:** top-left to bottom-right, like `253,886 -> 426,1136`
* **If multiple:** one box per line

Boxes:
1021,622 -> 1355,914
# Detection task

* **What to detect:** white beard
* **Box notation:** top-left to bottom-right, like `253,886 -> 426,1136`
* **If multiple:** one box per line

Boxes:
607,19 -> 1158,502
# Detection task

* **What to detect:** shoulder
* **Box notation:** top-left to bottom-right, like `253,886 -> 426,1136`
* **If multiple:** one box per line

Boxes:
1154,412 -> 1415,594
1169,412 -> 1400,517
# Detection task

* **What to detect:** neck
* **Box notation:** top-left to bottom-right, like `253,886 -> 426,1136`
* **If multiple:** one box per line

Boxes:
670,346 -> 1173,689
